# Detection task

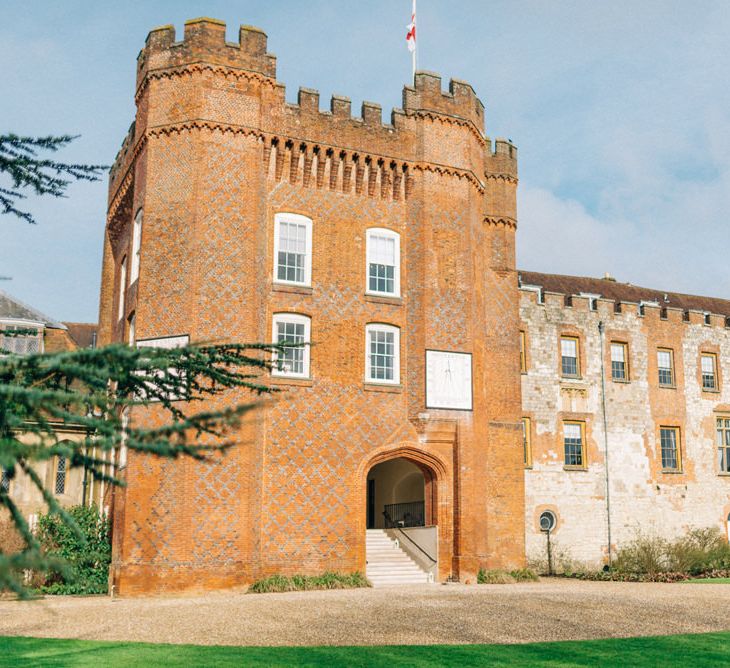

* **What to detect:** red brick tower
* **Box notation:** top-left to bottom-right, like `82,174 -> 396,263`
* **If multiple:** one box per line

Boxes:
99,18 -> 524,593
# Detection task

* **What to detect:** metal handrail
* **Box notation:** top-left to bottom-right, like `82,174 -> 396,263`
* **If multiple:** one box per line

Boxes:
383,510 -> 437,565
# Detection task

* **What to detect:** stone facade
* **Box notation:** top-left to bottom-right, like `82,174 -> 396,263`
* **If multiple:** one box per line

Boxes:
100,18 -> 524,594
520,272 -> 730,568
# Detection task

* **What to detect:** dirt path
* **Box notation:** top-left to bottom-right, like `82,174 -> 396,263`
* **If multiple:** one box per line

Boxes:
1,579 -> 729,646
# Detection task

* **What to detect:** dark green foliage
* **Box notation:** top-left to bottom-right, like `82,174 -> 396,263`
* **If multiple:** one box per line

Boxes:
247,571 -> 370,593
0,134 -> 107,225
35,505 -> 110,594
0,342 -> 279,597
2,632 -> 730,667
476,568 -> 538,584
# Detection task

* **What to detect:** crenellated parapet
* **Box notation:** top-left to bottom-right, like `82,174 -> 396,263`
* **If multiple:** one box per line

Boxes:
403,71 -> 485,134
137,18 -> 276,91
485,137 -> 518,183
520,285 -> 730,331
108,17 -> 511,207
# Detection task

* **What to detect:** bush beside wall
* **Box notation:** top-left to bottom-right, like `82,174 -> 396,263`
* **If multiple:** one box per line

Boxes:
248,571 -> 370,593
35,505 -> 111,595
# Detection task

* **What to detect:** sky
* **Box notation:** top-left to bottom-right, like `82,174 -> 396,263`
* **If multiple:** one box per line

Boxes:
1,1 -> 729,322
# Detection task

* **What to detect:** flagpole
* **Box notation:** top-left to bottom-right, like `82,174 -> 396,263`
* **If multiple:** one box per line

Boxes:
412,0 -> 417,80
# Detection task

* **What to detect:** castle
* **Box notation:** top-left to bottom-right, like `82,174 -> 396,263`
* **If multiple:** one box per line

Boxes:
98,18 -> 730,593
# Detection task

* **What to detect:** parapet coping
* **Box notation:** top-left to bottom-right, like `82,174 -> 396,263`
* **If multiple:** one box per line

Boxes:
519,286 -> 730,328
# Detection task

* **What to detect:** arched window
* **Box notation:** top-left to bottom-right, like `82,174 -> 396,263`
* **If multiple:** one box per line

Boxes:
366,228 -> 400,297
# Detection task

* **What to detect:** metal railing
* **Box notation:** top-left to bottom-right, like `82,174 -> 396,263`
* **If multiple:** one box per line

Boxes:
383,508 -> 436,565
383,501 -> 425,528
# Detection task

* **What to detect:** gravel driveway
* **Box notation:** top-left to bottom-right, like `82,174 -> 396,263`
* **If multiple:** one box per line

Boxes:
1,579 -> 729,646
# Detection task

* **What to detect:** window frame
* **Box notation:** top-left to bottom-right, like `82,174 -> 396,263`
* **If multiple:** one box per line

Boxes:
610,341 -> 629,382
522,417 -> 532,468
701,352 -> 718,392
1,467 -> 10,493
365,323 -> 400,385
365,227 -> 401,297
560,336 -> 581,378
271,313 -> 311,379
520,330 -> 527,373
118,256 -> 127,321
273,213 -> 313,287
562,420 -> 587,469
657,347 -> 675,388
659,426 -> 682,473
128,312 -> 136,346
130,208 -> 143,284
716,415 -> 730,475
54,456 -> 67,495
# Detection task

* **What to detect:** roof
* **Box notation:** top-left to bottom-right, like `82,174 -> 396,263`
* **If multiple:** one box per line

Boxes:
0,289 -> 66,328
518,271 -> 730,318
63,322 -> 98,349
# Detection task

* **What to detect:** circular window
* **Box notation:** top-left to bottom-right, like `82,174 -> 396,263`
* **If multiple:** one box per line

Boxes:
539,510 -> 557,532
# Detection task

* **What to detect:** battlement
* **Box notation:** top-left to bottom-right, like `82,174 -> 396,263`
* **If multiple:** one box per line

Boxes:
403,71 -> 485,132
520,286 -> 730,332
485,137 -> 518,179
137,18 -> 277,88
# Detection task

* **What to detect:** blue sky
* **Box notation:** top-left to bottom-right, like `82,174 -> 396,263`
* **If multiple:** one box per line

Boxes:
2,1 -> 729,322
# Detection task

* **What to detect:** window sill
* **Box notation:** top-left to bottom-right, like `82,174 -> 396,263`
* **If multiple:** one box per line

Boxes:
561,375 -> 583,381
702,388 -> 720,394
363,382 -> 403,393
272,283 -> 313,295
658,384 -> 677,390
660,469 -> 684,475
269,376 -> 313,387
717,472 -> 730,477
364,293 -> 403,306
611,378 -> 631,384
563,465 -> 588,471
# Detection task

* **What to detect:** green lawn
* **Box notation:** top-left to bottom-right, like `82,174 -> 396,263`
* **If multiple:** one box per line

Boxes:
1,632 -> 729,667
683,577 -> 730,584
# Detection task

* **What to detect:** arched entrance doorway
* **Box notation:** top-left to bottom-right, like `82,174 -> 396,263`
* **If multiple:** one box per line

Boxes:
364,456 -> 439,584
366,457 -> 436,529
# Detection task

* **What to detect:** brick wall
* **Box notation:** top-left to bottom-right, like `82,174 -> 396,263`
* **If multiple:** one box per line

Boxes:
101,18 -> 524,593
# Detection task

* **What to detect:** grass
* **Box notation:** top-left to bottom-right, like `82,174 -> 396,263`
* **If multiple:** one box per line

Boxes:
247,571 -> 370,593
1,632 -> 730,667
683,577 -> 730,584
477,568 -> 539,584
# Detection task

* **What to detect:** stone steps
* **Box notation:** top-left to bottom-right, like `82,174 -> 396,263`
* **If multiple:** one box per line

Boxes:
365,529 -> 430,586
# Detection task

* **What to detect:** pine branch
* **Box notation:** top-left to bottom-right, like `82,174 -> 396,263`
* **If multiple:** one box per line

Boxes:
0,133 -> 108,225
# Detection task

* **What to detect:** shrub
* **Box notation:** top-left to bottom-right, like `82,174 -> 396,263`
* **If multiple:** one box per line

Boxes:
613,533 -> 668,577
510,568 -> 539,582
248,571 -> 370,594
35,505 -> 110,595
477,569 -> 515,584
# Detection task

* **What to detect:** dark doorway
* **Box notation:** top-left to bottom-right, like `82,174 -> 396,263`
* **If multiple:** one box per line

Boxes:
367,479 -> 376,529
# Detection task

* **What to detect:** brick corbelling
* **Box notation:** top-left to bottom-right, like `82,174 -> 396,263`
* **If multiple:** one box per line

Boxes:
410,110 -> 486,146
483,216 -> 517,230
411,163 -> 485,193
108,169 -> 135,223
134,62 -> 277,103
106,122 -> 490,209
484,173 -> 518,185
